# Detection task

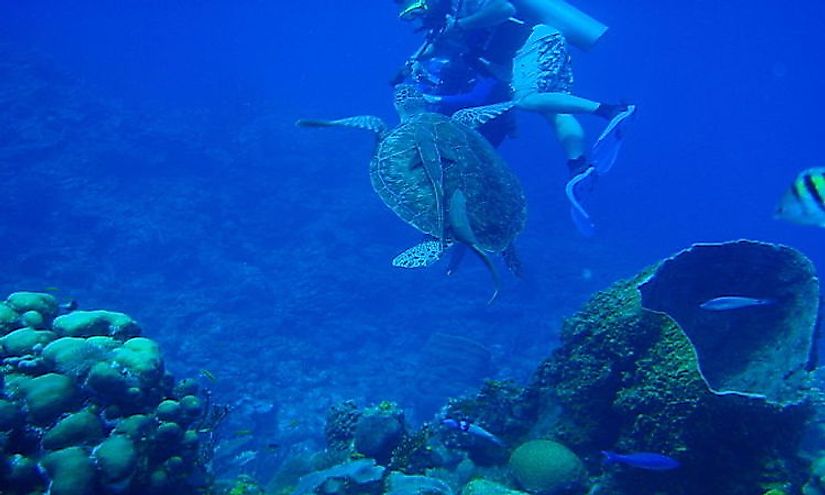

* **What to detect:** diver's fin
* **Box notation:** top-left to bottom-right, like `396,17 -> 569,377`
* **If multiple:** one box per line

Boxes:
414,127 -> 446,246
392,240 -> 446,269
296,116 -> 387,136
591,104 -> 636,175
448,190 -> 501,304
452,102 -> 516,130
565,167 -> 597,237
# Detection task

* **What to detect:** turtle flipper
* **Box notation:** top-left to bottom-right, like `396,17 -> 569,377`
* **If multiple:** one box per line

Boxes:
448,190 -> 501,304
451,102 -> 516,130
413,126 -> 446,246
296,116 -> 387,135
392,240 -> 446,268
502,243 -> 524,278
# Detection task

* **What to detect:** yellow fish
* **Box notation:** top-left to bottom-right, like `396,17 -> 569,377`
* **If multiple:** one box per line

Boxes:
776,168 -> 825,227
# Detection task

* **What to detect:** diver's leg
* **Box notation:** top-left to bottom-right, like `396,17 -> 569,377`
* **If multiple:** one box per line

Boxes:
518,92 -> 599,115
548,113 -> 589,176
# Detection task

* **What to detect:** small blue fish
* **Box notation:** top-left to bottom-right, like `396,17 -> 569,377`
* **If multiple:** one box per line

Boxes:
699,296 -> 775,311
442,419 -> 504,446
601,451 -> 680,470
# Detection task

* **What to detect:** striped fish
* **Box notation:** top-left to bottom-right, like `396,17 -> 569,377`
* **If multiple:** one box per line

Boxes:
776,168 -> 825,227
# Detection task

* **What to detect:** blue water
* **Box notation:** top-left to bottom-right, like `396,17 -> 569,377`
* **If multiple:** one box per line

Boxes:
2,0 -> 825,480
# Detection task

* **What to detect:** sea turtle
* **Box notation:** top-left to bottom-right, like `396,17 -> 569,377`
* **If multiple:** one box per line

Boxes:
297,84 -> 526,302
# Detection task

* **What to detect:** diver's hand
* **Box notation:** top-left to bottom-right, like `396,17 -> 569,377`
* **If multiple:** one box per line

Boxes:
422,94 -> 443,104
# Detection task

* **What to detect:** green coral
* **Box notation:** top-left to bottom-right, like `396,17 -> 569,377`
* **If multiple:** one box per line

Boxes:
1,328 -> 56,356
508,439 -> 585,494
462,479 -> 528,495
42,337 -> 114,378
113,337 -> 163,382
93,434 -> 137,485
41,446 -> 96,495
52,310 -> 140,338
6,292 -> 58,319
21,373 -> 78,424
0,302 -> 19,335
42,410 -> 103,450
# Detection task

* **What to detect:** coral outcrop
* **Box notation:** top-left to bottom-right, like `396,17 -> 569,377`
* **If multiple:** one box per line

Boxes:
0,291 -> 216,495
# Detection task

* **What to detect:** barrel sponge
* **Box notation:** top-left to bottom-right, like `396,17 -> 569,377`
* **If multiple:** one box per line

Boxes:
41,446 -> 96,495
1,328 -> 56,356
43,337 -> 113,379
53,310 -> 141,339
114,337 -> 163,383
6,292 -> 58,319
21,373 -> 78,424
93,434 -> 137,484
508,440 -> 585,494
42,410 -> 103,450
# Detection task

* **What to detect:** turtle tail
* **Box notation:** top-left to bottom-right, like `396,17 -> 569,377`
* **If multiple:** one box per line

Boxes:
468,246 -> 501,305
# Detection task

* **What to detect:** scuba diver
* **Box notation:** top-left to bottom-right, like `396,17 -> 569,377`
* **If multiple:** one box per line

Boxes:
392,0 -> 637,235
391,0 -> 527,146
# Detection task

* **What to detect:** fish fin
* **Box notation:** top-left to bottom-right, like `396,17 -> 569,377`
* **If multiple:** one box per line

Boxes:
392,240 -> 447,269
601,451 -> 618,464
449,190 -> 500,304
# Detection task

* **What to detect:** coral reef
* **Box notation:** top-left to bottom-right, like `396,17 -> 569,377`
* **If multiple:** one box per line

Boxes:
0,291 -> 216,495
530,241 -> 816,494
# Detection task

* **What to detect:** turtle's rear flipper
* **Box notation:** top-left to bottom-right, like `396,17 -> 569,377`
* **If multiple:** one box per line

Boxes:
449,190 -> 501,304
392,240 -> 446,269
296,116 -> 387,135
502,244 -> 523,278
446,245 -> 467,276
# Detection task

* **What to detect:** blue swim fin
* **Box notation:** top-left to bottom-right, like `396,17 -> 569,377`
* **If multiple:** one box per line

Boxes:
592,105 -> 637,175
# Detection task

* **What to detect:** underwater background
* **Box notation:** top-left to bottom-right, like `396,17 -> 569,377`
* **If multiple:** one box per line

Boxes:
2,0 -> 825,491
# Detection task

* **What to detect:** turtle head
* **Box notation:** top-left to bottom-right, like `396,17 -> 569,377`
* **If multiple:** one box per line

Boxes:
393,84 -> 428,121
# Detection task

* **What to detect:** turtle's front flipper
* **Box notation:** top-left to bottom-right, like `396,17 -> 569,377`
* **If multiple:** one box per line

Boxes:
392,240 -> 448,268
296,116 -> 387,135
451,102 -> 516,130
414,126 -> 446,246
449,190 -> 501,304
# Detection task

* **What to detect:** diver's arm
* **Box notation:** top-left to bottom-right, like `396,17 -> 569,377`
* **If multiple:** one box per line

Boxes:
452,0 -> 516,31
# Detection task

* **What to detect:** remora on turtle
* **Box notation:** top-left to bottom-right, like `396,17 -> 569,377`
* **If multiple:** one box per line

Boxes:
297,84 -> 526,303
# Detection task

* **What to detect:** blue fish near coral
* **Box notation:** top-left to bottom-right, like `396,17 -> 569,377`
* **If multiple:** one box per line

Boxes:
699,296 -> 775,311
442,419 -> 504,446
601,451 -> 680,470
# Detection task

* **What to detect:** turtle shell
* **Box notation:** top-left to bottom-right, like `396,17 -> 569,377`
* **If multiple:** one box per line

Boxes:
369,112 -> 526,252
